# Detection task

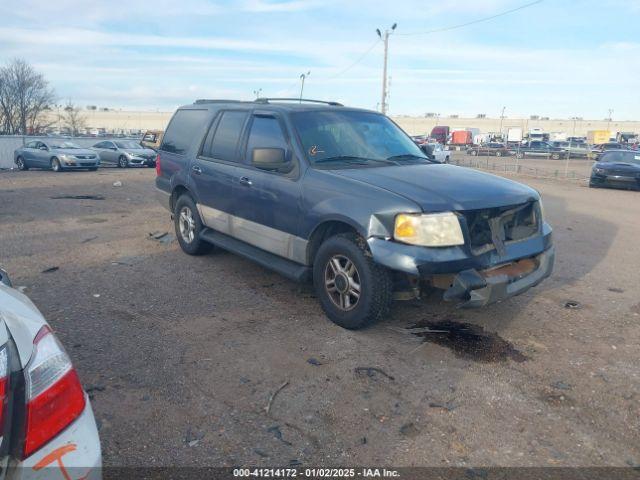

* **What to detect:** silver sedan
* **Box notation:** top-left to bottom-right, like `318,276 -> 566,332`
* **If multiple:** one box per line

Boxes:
92,140 -> 157,168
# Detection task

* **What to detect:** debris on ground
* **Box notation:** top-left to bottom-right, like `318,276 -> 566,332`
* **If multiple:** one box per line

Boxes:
399,422 -> 420,437
17,286 -> 27,293
185,428 -> 205,447
564,300 -> 581,309
92,294 -> 101,298
608,287 -> 624,293
41,266 -> 59,273
551,380 -> 572,391
428,401 -> 457,412
289,460 -> 302,467
81,236 -> 98,243
266,425 -> 292,446
354,367 -> 395,381
253,448 -> 269,458
148,231 -> 176,245
50,195 -> 105,200
306,357 -> 322,366
265,381 -> 289,415
112,181 -> 122,187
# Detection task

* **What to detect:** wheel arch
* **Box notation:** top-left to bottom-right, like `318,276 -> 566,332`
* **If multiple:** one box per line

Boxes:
306,219 -> 363,265
170,184 -> 194,212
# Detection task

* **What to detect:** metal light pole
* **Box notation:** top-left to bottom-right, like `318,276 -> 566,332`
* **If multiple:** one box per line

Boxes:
253,88 -> 262,99
607,109 -> 613,132
376,23 -> 397,115
299,71 -> 310,102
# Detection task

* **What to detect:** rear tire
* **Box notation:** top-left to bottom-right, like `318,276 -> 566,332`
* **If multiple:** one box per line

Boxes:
16,156 -> 28,170
552,153 -> 560,160
470,150 -> 478,156
516,152 -> 524,159
174,195 -> 213,256
313,233 -> 392,330
51,158 -> 62,172
495,151 -> 502,157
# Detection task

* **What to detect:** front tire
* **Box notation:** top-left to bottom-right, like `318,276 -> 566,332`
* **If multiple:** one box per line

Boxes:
313,233 -> 392,330
470,150 -> 478,156
174,195 -> 213,255
118,156 -> 128,168
51,158 -> 62,172
495,151 -> 502,157
16,156 -> 28,170
516,152 -> 524,159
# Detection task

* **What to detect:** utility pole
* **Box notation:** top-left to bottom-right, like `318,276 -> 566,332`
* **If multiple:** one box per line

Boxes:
299,71 -> 310,102
253,88 -> 262,99
376,23 -> 396,115
499,106 -> 506,137
607,108 -> 613,131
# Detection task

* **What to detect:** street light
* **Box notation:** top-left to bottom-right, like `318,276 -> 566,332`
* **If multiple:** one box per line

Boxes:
499,106 -> 506,137
376,23 -> 397,115
299,71 -> 311,102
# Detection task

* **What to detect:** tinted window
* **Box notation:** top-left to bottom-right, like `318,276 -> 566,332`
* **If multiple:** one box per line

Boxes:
161,109 -> 208,155
246,117 -> 288,157
601,151 -> 640,164
202,111 -> 247,162
26,141 -> 37,148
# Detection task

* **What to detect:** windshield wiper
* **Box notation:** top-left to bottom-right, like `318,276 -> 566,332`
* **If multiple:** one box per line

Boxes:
314,155 -> 372,165
386,154 -> 431,163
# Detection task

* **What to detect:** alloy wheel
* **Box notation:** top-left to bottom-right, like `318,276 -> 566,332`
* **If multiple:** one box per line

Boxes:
179,206 -> 196,244
324,254 -> 361,311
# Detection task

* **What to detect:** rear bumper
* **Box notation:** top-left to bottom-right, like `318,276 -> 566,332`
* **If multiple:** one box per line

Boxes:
9,397 -> 101,479
442,246 -> 554,308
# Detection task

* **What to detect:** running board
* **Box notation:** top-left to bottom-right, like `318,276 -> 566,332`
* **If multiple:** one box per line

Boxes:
200,228 -> 311,283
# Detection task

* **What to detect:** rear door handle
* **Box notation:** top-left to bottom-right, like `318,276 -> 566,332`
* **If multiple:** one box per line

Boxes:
239,176 -> 252,187
192,165 -> 202,175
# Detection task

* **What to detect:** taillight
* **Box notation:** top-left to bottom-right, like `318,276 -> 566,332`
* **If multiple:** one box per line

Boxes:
0,347 -> 8,430
23,326 -> 85,458
155,153 -> 161,176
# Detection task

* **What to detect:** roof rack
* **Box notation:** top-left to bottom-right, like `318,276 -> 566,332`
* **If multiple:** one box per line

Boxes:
254,98 -> 343,107
193,99 -> 245,105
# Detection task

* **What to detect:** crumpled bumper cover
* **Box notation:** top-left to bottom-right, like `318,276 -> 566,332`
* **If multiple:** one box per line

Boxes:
443,246 -> 554,308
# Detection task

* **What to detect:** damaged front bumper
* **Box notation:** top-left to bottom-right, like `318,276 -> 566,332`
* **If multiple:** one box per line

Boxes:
368,222 -> 554,308
441,246 -> 554,307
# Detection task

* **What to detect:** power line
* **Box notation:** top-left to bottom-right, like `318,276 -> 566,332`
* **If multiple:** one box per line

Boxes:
397,0 -> 543,36
327,38 -> 381,79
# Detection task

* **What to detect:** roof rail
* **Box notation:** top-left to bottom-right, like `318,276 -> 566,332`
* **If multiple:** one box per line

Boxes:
193,99 -> 244,105
254,98 -> 343,107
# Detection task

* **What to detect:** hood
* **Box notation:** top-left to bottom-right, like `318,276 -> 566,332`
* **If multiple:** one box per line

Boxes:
54,148 -> 97,157
124,148 -> 156,157
598,162 -> 640,172
330,164 -> 539,211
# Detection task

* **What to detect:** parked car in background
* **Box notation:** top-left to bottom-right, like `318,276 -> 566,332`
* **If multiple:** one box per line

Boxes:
589,142 -> 627,160
466,143 -> 511,157
512,141 -> 568,159
156,99 -> 553,330
0,268 -> 101,477
420,142 -> 450,163
140,130 -> 164,151
590,150 -> 640,190
548,141 -> 590,158
14,140 -> 100,172
92,140 -> 157,168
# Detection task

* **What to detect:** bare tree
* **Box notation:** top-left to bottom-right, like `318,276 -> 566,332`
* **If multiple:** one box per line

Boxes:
0,59 -> 55,135
61,101 -> 87,136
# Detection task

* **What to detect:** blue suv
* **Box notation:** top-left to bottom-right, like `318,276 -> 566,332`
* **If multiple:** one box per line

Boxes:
156,99 -> 554,329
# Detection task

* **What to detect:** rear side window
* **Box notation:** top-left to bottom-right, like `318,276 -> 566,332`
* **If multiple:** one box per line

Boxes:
202,111 -> 247,162
161,109 -> 208,155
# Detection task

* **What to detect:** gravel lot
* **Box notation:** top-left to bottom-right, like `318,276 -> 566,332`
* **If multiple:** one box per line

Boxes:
0,165 -> 638,468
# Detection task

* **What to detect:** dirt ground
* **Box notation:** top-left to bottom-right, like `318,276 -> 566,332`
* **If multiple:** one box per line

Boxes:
0,164 -> 638,468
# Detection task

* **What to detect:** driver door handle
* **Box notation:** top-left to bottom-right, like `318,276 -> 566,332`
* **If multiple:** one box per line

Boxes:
239,176 -> 252,187
192,165 -> 202,175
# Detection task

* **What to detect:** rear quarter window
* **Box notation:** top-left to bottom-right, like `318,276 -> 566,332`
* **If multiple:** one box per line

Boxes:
160,109 -> 209,155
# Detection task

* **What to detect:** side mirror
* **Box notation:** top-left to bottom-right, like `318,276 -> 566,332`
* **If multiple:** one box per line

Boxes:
0,268 -> 12,287
252,148 -> 291,172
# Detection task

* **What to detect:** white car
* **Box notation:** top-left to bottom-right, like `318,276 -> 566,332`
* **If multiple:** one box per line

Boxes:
423,143 -> 450,163
0,269 -> 101,479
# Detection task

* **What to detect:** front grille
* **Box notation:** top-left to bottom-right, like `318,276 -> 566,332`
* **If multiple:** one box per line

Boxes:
75,155 -> 94,160
462,202 -> 539,255
80,162 -> 95,166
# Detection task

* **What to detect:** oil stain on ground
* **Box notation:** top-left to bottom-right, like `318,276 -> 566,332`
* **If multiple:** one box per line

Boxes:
409,319 -> 527,363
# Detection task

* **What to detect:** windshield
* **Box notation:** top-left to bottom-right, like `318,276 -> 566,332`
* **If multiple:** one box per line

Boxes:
601,152 -> 640,164
291,110 -> 429,166
49,141 -> 81,149
115,140 -> 143,149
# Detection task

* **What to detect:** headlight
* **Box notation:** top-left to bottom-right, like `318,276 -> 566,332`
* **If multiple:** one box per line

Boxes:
394,212 -> 464,247
593,167 -> 605,174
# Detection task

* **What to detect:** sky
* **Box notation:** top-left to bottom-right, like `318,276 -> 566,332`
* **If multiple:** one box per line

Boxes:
0,0 -> 639,119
